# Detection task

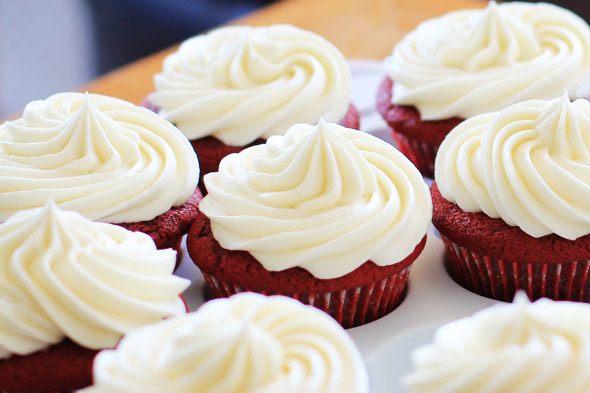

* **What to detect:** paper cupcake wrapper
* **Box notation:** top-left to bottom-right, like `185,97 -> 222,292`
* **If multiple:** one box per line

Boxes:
201,266 -> 412,328
441,234 -> 590,302
392,129 -> 437,178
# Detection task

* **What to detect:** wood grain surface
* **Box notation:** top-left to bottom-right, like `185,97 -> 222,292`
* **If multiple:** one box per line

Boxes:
82,0 -> 484,105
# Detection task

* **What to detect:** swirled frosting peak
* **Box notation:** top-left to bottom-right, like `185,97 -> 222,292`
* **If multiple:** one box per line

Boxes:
386,1 -> 590,120
0,201 -> 189,359
436,93 -> 590,240
80,293 -> 369,393
148,24 -> 352,145
199,120 -> 431,279
0,92 -> 199,223
403,292 -> 590,393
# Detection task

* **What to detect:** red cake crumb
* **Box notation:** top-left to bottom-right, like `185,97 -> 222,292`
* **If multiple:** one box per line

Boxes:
377,77 -> 463,177
0,293 -> 189,393
432,182 -> 590,301
116,187 -> 203,250
0,339 -> 97,393
0,296 -> 189,393
191,136 -> 265,183
376,77 -> 463,145
187,211 -> 424,294
187,211 -> 425,327
431,182 -> 590,264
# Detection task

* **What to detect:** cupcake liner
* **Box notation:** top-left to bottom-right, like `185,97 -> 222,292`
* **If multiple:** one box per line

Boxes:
201,265 -> 412,328
441,234 -> 590,302
392,128 -> 437,178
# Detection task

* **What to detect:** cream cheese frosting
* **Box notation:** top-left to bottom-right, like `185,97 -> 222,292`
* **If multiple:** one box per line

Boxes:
0,92 -> 200,223
199,120 -> 431,279
0,201 -> 189,359
386,1 -> 590,120
435,93 -> 590,240
403,292 -> 590,393
80,293 -> 369,393
148,24 -> 352,145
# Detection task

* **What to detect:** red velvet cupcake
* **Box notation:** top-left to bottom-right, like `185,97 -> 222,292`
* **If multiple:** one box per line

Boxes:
380,1 -> 590,178
188,212 -> 426,328
189,120 -> 432,328
147,24 -> 359,187
0,92 -> 201,255
0,202 -> 189,392
432,183 -> 590,302
402,294 -> 590,392
433,94 -> 590,302
80,294 -> 370,393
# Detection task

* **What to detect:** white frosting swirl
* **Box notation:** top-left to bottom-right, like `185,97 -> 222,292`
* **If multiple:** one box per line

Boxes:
403,292 -> 590,393
79,293 -> 369,393
386,1 -> 590,120
199,120 -> 431,279
0,92 -> 199,223
436,93 -> 590,240
0,202 -> 189,359
149,24 -> 352,145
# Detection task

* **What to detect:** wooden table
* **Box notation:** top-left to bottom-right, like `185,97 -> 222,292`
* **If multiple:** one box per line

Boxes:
82,0 -> 484,106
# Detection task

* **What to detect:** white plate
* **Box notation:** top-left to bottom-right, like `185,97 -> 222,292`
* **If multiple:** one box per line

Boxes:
174,60 -> 500,393
368,322 -> 439,393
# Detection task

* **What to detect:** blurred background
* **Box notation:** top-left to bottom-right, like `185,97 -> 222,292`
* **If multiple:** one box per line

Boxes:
1,0 -> 589,119
0,0 -> 273,118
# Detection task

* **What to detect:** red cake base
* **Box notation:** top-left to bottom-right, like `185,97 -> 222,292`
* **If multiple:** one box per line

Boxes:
117,187 -> 203,264
431,182 -> 590,302
0,339 -> 97,393
377,77 -> 463,178
190,136 -> 265,182
0,297 -> 189,393
187,212 -> 426,328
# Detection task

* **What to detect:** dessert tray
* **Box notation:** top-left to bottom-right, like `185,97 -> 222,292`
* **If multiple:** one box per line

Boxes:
174,60 -> 501,393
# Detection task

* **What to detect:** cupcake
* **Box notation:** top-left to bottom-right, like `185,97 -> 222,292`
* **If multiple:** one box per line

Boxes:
0,92 -> 201,255
403,292 -> 590,393
0,201 -> 189,393
146,24 -> 359,184
378,1 -> 590,177
433,92 -> 590,302
187,119 -> 432,328
79,293 -> 370,393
